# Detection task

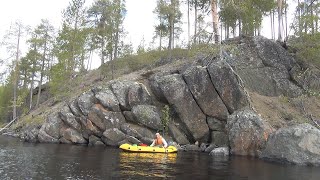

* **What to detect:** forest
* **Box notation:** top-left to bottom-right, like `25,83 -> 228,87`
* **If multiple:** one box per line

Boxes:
0,0 -> 319,124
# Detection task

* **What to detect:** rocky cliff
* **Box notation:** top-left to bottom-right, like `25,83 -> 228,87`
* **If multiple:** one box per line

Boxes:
14,36 -> 320,166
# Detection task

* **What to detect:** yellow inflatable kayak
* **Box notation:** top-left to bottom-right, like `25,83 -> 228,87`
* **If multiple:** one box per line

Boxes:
119,143 -> 178,153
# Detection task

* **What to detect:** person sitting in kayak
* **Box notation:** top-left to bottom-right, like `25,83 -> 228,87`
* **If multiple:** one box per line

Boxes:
150,133 -> 168,148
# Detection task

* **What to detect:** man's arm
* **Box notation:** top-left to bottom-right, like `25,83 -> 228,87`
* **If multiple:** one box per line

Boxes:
150,140 -> 155,147
162,138 -> 168,148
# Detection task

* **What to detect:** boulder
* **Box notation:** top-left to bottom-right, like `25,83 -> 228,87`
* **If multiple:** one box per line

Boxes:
261,123 -> 320,166
290,64 -> 320,91
101,128 -> 126,146
123,111 -> 136,123
94,87 -> 121,112
207,61 -> 248,113
110,80 -> 135,111
39,113 -> 63,140
77,91 -> 96,116
60,127 -> 87,144
89,104 -> 126,130
207,117 -> 226,131
227,109 -> 273,157
120,123 -> 154,139
88,135 -> 105,146
20,125 -> 40,143
85,119 -> 103,137
131,105 -> 162,130
125,135 -> 141,144
68,98 -> 83,117
222,36 -> 302,98
205,144 -> 218,153
211,131 -> 229,147
156,74 -> 209,141
237,67 -> 302,97
88,104 -> 107,131
182,66 -> 228,119
103,111 -> 126,130
252,36 -> 295,70
127,82 -> 151,108
38,129 -> 59,143
209,147 -> 230,156
168,123 -> 190,145
59,105 -> 82,131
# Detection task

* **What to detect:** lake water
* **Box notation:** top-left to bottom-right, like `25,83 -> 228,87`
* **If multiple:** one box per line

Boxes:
0,135 -> 319,180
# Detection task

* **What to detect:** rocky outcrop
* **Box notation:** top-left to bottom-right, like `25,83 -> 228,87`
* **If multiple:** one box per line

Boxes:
207,61 -> 249,113
227,109 -> 274,157
182,66 -> 228,120
261,123 -> 320,166
155,74 -> 209,142
223,36 -> 303,98
16,36 -> 320,165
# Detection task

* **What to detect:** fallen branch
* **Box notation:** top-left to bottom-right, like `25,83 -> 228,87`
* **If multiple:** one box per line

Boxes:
0,118 -> 17,134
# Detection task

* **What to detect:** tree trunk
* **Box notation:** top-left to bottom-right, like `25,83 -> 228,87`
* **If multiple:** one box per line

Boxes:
187,0 -> 190,49
36,33 -> 47,109
13,25 -> 21,121
277,0 -> 283,41
285,0 -> 288,38
211,0 -> 220,44
194,0 -> 198,44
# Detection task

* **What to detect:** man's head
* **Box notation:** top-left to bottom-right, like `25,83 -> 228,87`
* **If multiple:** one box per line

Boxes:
155,133 -> 160,138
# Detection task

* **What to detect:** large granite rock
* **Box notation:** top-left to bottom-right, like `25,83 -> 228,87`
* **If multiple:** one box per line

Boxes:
20,125 -> 41,143
127,82 -> 151,108
60,126 -> 87,144
120,123 -> 154,140
38,113 -> 63,143
110,80 -> 135,111
261,123 -> 320,166
131,105 -> 162,130
222,36 -> 302,97
207,61 -> 249,114
68,98 -> 83,117
182,66 -> 229,120
168,123 -> 190,145
290,64 -> 320,91
101,128 -> 126,146
59,105 -> 81,131
156,74 -> 209,142
77,91 -> 96,116
94,87 -> 121,112
227,109 -> 273,157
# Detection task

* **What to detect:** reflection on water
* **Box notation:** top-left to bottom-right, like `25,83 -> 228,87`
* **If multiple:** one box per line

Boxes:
119,152 -> 177,178
1,136 -> 320,180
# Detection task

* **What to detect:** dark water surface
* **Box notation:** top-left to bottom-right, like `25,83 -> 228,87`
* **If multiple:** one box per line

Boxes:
0,136 -> 319,180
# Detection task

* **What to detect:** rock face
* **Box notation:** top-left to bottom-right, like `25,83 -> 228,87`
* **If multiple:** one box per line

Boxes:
156,74 -> 209,142
224,36 -> 303,98
17,36 -> 320,163
227,109 -> 273,157
182,66 -> 229,120
207,61 -> 249,113
261,123 -> 320,166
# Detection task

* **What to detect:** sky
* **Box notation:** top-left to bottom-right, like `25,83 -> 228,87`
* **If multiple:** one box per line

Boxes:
0,0 -> 157,69
0,0 -> 296,70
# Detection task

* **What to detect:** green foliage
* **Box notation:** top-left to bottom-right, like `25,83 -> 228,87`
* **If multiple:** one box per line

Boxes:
154,0 -> 182,49
161,105 -> 171,134
219,0 -> 276,35
12,114 -> 45,130
0,83 -> 13,123
288,33 -> 320,68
